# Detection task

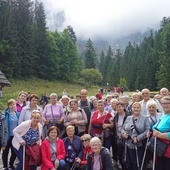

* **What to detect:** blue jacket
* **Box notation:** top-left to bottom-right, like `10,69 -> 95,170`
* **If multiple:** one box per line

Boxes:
3,109 -> 19,140
63,135 -> 83,159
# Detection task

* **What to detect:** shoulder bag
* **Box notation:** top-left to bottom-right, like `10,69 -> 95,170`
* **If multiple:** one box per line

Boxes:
148,119 -> 169,157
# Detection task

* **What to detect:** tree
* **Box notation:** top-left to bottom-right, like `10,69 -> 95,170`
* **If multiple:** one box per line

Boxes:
84,39 -> 96,69
34,1 -> 48,78
118,78 -> 128,91
80,69 -> 103,86
157,20 -> 170,89
66,25 -> 77,44
98,50 -> 105,74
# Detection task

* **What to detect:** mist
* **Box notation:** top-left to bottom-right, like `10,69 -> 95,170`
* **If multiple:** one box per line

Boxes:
40,0 -> 170,40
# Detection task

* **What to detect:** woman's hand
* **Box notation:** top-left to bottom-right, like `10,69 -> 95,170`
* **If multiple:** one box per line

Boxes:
75,157 -> 81,164
57,119 -> 63,124
54,159 -> 59,169
102,123 -> 109,129
123,132 -> 129,139
71,120 -> 78,125
1,146 -> 6,150
51,168 -> 56,170
153,129 -> 161,138
43,119 -> 49,124
20,141 -> 26,146
147,130 -> 152,138
133,137 -> 138,144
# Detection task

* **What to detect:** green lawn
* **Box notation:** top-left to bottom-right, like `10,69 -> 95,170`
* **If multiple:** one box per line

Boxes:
0,79 -> 99,112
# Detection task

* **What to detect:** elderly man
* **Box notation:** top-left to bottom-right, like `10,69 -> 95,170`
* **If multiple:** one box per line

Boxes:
140,88 -> 164,115
78,89 -> 92,131
160,87 -> 169,97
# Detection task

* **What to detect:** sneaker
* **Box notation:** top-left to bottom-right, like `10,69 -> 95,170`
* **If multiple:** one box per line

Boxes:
2,168 -> 8,170
9,166 -> 15,170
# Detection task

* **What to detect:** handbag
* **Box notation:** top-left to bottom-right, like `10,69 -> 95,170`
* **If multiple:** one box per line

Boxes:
102,113 -> 113,138
43,105 -> 65,138
148,119 -> 170,157
148,137 -> 168,157
104,127 -> 114,138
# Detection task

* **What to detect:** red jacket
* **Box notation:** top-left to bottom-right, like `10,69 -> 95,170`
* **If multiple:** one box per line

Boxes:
41,138 -> 66,170
25,144 -> 42,169
81,146 -> 92,165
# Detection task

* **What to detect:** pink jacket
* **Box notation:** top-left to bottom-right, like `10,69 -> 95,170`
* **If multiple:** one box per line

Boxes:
12,120 -> 42,150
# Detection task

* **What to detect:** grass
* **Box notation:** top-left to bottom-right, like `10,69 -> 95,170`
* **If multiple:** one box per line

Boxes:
0,78 -> 99,112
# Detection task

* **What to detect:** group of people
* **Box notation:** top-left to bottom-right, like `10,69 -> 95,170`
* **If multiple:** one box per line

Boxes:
0,87 -> 169,170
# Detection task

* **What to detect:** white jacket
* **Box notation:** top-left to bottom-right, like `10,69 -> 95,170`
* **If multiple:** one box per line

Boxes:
12,120 -> 42,150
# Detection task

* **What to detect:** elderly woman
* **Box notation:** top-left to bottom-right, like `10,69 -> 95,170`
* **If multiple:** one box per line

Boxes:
41,126 -> 66,170
122,95 -> 131,111
18,94 -> 42,124
79,134 -> 92,170
86,137 -> 112,170
112,102 -> 130,169
61,95 -> 70,113
12,110 -> 42,170
122,102 -> 150,170
109,98 -> 118,117
43,93 -> 65,138
16,91 -> 27,113
152,96 -> 170,170
147,100 -> 162,128
90,100 -> 113,150
2,99 -> 19,170
91,98 -> 98,114
128,93 -> 141,115
63,125 -> 83,170
160,88 -> 169,97
64,99 -> 87,136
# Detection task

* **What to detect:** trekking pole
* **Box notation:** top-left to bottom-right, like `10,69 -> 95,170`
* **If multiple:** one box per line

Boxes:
141,137 -> 150,170
124,141 -> 127,170
70,161 -> 77,170
135,146 -> 140,170
23,145 -> 25,170
153,137 -> 157,170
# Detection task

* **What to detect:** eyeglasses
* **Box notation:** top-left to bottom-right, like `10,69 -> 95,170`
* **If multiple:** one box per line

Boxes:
142,93 -> 149,95
82,139 -> 89,142
161,103 -> 170,106
113,96 -> 118,98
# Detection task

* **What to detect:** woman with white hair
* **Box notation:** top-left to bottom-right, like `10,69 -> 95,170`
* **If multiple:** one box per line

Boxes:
86,137 -> 112,170
43,93 -> 65,138
147,100 -> 162,128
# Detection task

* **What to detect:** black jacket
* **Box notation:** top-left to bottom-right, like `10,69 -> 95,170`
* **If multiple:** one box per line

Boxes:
86,147 -> 113,170
113,109 -> 130,137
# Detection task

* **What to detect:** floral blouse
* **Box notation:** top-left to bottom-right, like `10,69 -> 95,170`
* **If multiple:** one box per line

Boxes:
23,127 -> 39,146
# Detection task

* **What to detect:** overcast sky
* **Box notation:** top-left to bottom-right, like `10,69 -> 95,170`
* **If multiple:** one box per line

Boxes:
41,0 -> 170,40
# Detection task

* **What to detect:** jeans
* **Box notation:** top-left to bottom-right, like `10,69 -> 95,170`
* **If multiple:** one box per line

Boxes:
2,136 -> 16,168
58,159 -> 66,170
13,146 -> 23,170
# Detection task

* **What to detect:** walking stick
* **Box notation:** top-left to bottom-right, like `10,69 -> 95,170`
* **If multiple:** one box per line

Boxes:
124,141 -> 127,170
141,137 -> 150,170
135,146 -> 140,170
70,161 -> 77,170
153,137 -> 157,170
23,145 -> 25,170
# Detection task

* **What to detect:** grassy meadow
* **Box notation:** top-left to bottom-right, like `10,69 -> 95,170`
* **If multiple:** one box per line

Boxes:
0,79 -> 99,112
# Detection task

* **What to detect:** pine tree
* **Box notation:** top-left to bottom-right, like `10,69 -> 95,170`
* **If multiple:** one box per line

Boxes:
34,1 -> 48,78
84,39 -> 96,69
66,25 -> 77,44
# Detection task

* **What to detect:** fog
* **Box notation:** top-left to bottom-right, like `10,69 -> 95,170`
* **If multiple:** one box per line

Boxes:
40,0 -> 170,40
